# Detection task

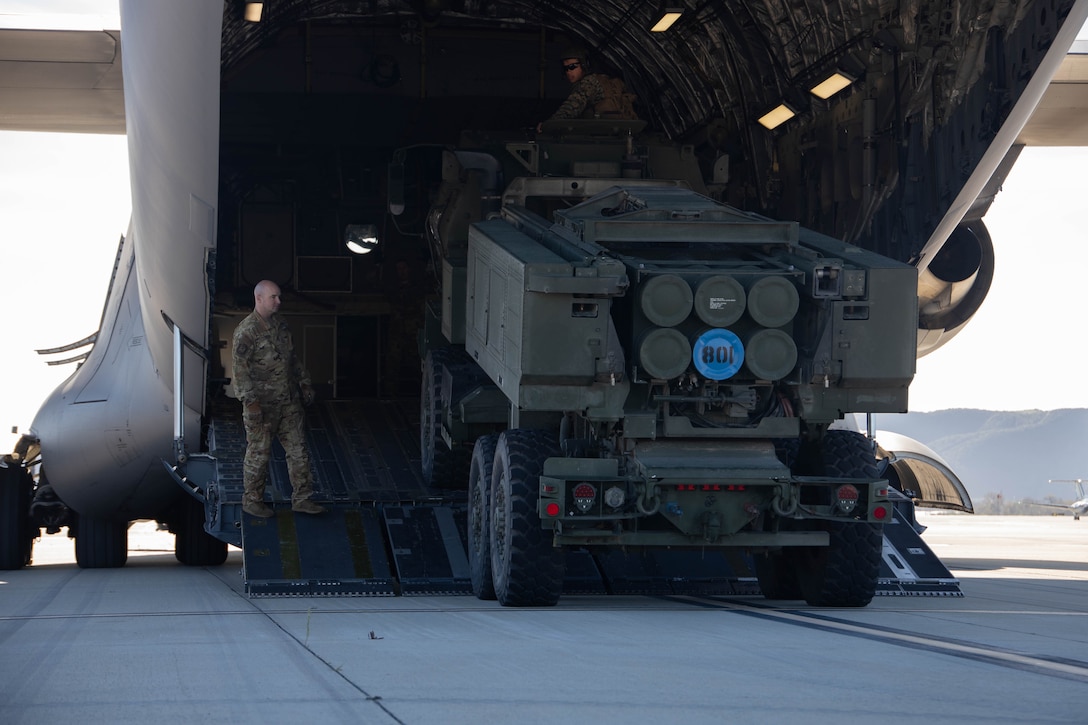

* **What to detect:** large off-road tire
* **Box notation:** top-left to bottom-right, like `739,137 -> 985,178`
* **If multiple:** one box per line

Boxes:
490,429 -> 563,607
420,348 -> 472,489
468,433 -> 500,600
0,462 -> 35,569
74,514 -> 128,569
794,429 -> 883,607
174,495 -> 228,567
795,519 -> 883,607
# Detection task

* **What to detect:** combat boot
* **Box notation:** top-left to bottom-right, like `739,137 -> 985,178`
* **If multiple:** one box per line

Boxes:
243,501 -> 275,518
292,499 -> 327,515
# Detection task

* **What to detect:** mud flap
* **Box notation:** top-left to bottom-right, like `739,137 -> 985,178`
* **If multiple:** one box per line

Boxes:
585,549 -> 760,596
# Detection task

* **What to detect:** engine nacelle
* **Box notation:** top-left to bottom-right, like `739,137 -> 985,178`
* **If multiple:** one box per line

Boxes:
916,220 -> 995,358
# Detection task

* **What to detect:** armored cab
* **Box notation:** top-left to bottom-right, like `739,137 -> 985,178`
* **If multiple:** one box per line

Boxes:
420,125 -> 916,608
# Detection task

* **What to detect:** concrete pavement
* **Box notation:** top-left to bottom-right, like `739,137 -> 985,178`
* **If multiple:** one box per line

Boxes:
1,513 -> 1085,724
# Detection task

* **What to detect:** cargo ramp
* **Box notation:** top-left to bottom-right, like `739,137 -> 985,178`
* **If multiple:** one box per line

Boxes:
173,398 -> 960,598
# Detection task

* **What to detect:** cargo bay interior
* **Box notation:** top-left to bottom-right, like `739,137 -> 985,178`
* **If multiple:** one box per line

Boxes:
207,1 -> 1073,399
212,18 -> 587,400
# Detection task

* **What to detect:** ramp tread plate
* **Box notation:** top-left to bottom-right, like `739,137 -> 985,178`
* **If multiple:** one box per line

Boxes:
210,398 -> 429,506
877,517 -> 963,596
242,506 -> 396,597
384,505 -> 472,594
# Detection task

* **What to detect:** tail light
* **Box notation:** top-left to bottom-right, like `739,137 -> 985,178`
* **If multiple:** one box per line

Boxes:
834,484 -> 859,514
573,483 -> 597,513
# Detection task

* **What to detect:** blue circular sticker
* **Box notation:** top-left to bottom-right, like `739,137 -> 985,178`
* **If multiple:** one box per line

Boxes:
692,328 -> 745,380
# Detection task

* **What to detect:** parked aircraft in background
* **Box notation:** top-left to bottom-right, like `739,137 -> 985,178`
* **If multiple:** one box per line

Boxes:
0,1 -> 1086,570
1030,479 -> 1088,520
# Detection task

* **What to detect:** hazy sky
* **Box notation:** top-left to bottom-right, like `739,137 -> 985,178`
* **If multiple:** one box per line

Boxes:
0,2 -> 1086,454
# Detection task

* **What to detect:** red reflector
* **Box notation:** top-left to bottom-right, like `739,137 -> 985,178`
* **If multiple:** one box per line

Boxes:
542,484 -> 558,493
545,502 -> 561,517
873,505 -> 888,520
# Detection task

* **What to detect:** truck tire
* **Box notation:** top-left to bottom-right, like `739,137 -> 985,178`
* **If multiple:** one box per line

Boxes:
420,348 -> 472,489
795,429 -> 883,607
74,514 -> 128,569
0,463 -> 34,569
490,429 -> 563,607
468,433 -> 500,600
796,519 -> 883,607
174,495 -> 228,567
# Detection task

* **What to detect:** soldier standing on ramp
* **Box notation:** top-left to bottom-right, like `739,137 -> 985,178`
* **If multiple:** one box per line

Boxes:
232,280 -> 327,518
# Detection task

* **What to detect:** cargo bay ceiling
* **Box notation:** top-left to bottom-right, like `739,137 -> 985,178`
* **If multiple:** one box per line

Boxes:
218,0 -> 1081,272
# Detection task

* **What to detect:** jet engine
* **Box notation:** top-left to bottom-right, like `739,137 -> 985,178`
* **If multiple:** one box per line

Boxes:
915,220 -> 995,358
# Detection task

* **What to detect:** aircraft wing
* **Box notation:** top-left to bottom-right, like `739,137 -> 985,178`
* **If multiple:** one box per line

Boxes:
1018,39 -> 1088,146
0,27 -> 124,134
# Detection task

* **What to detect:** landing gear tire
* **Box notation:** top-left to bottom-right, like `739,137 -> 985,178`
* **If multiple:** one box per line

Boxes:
468,433 -> 500,600
795,429 -> 883,607
174,495 -> 227,567
420,348 -> 471,489
490,429 -> 563,607
0,462 -> 35,569
74,514 -> 128,569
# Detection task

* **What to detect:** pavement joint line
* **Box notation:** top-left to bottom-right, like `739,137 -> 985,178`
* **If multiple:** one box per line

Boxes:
670,594 -> 1088,683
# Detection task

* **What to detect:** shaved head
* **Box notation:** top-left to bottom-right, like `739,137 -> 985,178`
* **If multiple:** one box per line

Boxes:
254,280 -> 282,319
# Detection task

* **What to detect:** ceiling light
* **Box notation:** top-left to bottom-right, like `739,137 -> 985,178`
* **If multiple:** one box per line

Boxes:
810,71 -> 856,100
345,224 -> 379,255
244,2 -> 264,22
757,103 -> 796,130
650,8 -> 683,32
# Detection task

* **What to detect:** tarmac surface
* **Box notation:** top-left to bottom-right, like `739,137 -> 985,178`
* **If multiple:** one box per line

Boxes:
1,512 -> 1086,724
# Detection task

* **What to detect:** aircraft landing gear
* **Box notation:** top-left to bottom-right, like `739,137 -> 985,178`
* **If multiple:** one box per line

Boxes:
0,460 -> 35,569
74,513 -> 128,568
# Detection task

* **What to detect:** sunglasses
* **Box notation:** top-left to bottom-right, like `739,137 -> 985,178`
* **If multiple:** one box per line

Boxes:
563,63 -> 581,71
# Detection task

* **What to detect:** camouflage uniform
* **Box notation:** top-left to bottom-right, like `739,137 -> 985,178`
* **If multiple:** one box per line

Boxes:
232,311 -> 315,507
548,73 -> 610,120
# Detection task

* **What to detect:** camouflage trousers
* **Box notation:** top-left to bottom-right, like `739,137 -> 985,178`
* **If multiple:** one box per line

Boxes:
241,399 -> 315,506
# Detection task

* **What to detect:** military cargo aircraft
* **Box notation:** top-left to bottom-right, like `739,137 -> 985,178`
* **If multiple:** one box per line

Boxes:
0,0 -> 1086,576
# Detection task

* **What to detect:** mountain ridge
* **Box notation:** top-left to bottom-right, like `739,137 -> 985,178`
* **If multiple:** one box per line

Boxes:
869,408 -> 1088,503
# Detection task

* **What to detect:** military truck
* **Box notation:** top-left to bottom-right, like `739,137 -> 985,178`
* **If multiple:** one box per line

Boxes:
414,121 -> 915,608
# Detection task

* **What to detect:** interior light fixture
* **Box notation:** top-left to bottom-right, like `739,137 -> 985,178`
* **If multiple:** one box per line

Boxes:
650,7 -> 684,32
345,224 -> 379,255
244,2 -> 264,22
757,103 -> 796,130
809,71 -> 856,100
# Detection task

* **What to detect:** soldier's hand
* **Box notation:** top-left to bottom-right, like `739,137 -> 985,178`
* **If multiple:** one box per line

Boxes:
245,400 -> 262,421
301,384 -> 315,406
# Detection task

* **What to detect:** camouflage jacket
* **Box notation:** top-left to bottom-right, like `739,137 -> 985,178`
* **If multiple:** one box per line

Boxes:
232,311 -> 310,406
548,73 -> 609,120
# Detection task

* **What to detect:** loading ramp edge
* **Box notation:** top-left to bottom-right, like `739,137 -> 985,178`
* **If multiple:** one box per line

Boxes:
236,502 -> 961,598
